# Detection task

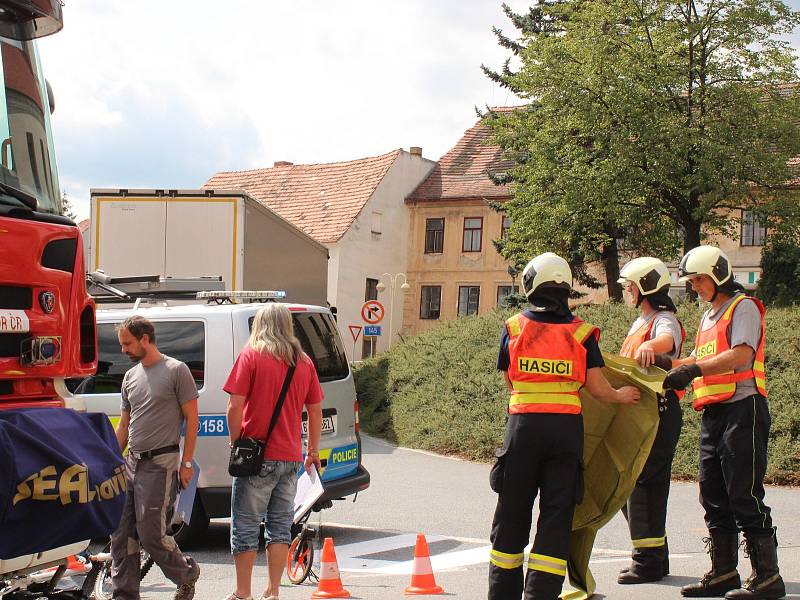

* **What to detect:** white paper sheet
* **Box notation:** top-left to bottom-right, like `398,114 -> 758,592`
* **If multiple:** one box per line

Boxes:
293,465 -> 324,523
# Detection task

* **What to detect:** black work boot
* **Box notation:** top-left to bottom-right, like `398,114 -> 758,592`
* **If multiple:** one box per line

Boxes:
681,531 -> 741,597
618,540 -> 670,584
725,531 -> 785,599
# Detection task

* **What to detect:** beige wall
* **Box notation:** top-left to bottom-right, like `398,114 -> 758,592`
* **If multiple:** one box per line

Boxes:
402,198 -> 516,336
709,209 -> 765,288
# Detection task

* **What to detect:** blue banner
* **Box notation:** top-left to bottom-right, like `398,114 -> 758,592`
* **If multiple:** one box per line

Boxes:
0,408 -> 125,559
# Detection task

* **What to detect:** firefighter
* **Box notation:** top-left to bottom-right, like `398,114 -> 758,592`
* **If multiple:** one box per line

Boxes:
615,257 -> 685,584
490,252 -> 640,600
661,245 -> 784,600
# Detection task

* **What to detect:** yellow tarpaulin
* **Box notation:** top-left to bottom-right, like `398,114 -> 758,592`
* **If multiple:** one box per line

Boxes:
561,353 -> 666,600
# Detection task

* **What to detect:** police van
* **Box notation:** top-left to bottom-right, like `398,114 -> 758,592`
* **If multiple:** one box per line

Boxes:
63,291 -> 370,544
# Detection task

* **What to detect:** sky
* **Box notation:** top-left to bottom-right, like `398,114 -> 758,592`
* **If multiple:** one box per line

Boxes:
37,1 -> 532,222
37,1 -> 800,223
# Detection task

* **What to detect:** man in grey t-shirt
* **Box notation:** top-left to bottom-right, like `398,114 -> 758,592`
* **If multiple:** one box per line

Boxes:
663,246 -> 783,599
111,316 -> 201,600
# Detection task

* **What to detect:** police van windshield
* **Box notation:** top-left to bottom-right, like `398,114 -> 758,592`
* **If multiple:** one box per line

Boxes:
0,37 -> 60,214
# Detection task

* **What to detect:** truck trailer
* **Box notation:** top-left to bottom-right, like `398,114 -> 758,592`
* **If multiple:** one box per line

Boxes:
88,189 -> 329,306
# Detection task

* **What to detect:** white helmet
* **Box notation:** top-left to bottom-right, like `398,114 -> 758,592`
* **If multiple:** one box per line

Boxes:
678,245 -> 732,286
617,257 -> 671,296
521,252 -> 573,299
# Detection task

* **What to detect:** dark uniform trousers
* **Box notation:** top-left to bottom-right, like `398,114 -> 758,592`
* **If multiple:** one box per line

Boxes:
489,413 -> 583,600
622,390 -> 682,568
699,394 -> 773,535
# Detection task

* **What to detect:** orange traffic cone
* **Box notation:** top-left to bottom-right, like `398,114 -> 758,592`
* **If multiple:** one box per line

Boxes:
405,534 -> 444,595
43,555 -> 91,576
311,537 -> 350,599
66,554 -> 91,575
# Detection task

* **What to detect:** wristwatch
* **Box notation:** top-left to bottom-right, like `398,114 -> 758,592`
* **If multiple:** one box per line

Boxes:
182,461 -> 193,469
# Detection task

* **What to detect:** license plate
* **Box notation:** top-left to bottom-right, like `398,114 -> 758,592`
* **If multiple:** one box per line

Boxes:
302,415 -> 336,435
0,310 -> 29,333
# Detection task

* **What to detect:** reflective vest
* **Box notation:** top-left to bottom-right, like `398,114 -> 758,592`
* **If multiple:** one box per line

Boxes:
505,313 -> 599,415
691,295 -> 767,410
620,311 -> 686,400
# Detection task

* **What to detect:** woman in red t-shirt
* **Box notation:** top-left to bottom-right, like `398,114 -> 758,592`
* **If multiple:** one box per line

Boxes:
223,303 -> 323,600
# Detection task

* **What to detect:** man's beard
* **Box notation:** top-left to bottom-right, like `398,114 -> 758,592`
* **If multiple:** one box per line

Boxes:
126,352 -> 143,363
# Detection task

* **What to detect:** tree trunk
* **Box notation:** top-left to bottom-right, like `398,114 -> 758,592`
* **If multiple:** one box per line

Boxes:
601,241 -> 623,302
683,220 -> 702,254
683,220 -> 703,299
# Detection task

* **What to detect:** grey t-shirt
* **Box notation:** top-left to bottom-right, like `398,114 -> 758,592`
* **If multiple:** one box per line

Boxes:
121,354 -> 198,453
627,311 -> 683,359
691,294 -> 762,402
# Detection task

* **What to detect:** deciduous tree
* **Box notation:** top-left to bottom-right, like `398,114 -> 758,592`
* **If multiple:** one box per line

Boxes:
485,0 -> 800,300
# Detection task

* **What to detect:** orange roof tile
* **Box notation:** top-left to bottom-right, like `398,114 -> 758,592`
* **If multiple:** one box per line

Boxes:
77,218 -> 90,232
408,108 -> 519,202
204,150 -> 402,244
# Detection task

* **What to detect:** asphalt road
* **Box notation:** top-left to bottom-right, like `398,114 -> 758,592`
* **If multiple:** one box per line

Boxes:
130,435 -> 799,599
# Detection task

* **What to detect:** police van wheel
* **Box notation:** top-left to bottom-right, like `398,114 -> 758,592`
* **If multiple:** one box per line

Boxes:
172,497 -> 209,549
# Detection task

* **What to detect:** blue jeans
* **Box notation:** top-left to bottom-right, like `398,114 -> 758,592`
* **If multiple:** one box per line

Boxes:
230,460 -> 301,554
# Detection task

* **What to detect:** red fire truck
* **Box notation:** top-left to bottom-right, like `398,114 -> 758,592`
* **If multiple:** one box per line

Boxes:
0,3 -> 120,598
0,0 -> 96,408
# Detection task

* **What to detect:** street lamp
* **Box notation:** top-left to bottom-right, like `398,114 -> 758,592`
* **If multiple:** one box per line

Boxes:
507,265 -> 519,294
376,272 -> 411,345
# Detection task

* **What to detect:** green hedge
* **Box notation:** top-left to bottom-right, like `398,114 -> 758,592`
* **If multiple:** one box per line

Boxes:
354,302 -> 800,485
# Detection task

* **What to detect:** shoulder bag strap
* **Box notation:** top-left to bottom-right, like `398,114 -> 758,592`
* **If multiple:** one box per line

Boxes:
262,363 -> 296,457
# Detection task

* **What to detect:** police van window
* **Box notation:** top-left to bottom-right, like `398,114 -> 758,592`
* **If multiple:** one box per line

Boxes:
248,312 -> 349,382
66,321 -> 205,394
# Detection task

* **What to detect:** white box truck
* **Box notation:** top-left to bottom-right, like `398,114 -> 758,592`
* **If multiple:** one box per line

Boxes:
88,189 -> 328,306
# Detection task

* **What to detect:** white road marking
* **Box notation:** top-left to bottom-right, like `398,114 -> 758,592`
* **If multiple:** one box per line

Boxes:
328,526 -> 695,575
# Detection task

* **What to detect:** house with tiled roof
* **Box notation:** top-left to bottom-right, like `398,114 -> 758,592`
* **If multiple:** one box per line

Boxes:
402,112 -> 518,337
205,149 -> 436,360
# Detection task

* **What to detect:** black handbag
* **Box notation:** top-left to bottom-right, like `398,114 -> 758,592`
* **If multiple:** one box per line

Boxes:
228,364 -> 296,477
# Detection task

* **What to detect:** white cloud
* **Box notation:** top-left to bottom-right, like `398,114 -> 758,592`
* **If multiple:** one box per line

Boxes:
34,0 -> 800,227
37,0 -> 530,217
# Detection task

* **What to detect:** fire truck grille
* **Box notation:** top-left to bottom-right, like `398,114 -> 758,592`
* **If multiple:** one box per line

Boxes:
0,285 -> 33,309
0,333 -> 27,357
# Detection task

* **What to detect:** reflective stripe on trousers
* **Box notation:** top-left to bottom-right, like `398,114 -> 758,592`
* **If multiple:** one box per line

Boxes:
527,553 -> 567,577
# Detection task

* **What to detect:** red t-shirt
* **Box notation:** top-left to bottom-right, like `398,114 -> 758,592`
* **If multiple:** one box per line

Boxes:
223,346 -> 323,461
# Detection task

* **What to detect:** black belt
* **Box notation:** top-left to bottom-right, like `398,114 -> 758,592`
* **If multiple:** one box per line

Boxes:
130,444 -> 180,460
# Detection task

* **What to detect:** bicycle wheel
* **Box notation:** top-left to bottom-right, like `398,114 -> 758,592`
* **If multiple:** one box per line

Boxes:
91,547 -> 152,599
286,534 -> 314,584
91,561 -> 113,600
140,549 -> 154,579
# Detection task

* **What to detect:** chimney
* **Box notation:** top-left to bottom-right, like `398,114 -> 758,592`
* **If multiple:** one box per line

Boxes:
274,161 -> 293,167
409,147 -> 422,157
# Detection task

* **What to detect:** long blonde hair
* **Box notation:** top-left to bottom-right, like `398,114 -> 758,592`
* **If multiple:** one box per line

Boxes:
248,303 -> 303,366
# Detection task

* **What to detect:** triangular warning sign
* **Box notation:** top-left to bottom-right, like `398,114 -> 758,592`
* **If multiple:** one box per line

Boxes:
348,325 -> 362,342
